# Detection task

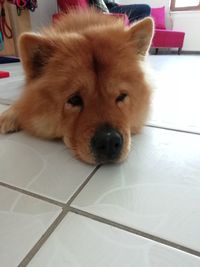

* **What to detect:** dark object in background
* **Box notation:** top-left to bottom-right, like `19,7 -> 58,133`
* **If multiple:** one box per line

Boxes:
7,0 -> 38,16
0,56 -> 20,63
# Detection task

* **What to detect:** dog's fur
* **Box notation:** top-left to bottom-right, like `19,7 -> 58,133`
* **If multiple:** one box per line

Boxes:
0,9 -> 154,164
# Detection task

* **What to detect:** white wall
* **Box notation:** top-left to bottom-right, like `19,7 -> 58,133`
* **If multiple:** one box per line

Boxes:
172,11 -> 200,51
30,0 -> 58,31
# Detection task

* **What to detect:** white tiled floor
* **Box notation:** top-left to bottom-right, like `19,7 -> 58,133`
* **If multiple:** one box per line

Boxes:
0,186 -> 61,266
148,55 -> 200,133
0,63 -> 24,104
0,55 -> 200,266
0,132 -> 95,202
29,213 -> 200,267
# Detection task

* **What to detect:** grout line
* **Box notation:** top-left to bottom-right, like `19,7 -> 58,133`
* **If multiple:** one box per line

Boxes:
65,165 -> 101,206
146,124 -> 200,136
17,166 -> 100,266
0,181 -> 65,208
0,166 -> 100,209
18,207 -> 69,267
69,207 -> 200,258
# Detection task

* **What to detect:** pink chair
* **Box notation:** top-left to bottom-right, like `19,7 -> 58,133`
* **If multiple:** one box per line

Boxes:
151,6 -> 185,54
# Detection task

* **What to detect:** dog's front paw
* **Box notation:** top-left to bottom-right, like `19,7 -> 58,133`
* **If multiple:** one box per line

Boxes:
0,107 -> 20,134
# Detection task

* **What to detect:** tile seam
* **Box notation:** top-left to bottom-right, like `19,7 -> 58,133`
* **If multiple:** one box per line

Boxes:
17,166 -> 100,266
70,207 -> 200,258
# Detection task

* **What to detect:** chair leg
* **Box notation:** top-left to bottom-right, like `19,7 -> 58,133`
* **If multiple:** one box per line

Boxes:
155,48 -> 159,55
178,48 -> 182,55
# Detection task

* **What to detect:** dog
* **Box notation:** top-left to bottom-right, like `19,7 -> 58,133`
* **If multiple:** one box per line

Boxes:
0,9 -> 154,164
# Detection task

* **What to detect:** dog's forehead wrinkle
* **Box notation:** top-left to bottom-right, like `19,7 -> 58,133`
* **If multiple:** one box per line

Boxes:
92,54 -> 100,74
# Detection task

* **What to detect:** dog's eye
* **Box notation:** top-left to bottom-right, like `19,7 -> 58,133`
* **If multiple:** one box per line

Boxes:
67,95 -> 83,107
116,93 -> 127,102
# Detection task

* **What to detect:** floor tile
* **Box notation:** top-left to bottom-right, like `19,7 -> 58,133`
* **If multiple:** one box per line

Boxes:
0,185 -> 61,267
0,63 -> 24,104
148,55 -> 200,133
72,127 -> 200,251
29,212 -> 200,267
0,132 -> 95,202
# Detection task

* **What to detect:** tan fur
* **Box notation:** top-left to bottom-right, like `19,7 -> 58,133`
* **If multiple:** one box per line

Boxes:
0,9 -> 154,164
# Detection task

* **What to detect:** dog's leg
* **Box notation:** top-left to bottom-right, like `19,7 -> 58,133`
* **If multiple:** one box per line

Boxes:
0,106 -> 20,134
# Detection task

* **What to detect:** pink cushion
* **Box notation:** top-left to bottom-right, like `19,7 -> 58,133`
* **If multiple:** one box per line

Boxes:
151,6 -> 166,29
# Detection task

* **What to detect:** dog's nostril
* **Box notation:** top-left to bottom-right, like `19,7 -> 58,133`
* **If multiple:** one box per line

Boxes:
98,144 -> 106,151
115,143 -> 119,148
91,126 -> 123,162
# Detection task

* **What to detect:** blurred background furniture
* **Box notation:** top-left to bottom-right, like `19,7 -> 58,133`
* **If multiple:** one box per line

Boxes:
151,6 -> 185,54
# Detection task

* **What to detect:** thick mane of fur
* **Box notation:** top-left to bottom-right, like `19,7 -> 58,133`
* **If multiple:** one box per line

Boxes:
50,8 -> 125,34
0,9 -> 154,164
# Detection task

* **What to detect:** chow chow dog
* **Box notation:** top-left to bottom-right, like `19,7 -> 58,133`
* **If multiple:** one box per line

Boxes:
0,9 -> 154,164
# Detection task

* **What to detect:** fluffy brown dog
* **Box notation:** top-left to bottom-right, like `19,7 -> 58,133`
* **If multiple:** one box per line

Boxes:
0,9 -> 154,164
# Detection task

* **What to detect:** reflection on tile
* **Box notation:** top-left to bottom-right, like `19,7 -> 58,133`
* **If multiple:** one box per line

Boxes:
0,185 -> 61,267
29,213 -> 200,267
0,132 -> 95,202
73,127 -> 200,251
148,55 -> 200,133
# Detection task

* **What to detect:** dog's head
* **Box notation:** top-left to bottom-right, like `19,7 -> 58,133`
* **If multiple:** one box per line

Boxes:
19,11 -> 153,164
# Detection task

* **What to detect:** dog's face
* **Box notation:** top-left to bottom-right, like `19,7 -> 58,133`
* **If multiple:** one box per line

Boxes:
18,14 -> 153,164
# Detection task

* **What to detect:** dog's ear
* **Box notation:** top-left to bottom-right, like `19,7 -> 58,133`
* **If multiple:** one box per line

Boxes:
128,17 -> 154,56
19,33 -> 55,80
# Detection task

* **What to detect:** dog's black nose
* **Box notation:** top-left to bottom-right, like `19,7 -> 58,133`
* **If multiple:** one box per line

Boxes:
91,125 -> 123,163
